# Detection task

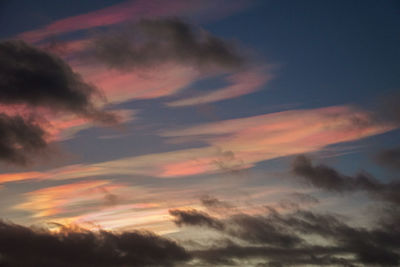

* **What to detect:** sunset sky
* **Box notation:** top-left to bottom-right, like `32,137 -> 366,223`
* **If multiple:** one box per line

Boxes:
1,1 -> 400,266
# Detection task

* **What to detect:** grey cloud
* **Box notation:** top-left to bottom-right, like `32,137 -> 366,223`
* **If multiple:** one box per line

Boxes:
170,197 -> 400,266
90,18 -> 244,72
292,155 -> 400,205
169,209 -> 225,231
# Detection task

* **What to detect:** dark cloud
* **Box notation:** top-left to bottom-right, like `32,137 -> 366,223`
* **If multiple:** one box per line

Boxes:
169,209 -> 225,231
229,213 -> 302,248
292,155 -> 400,204
0,40 -> 120,165
170,196 -> 400,266
0,114 -> 47,165
169,208 -> 302,248
90,18 -> 244,72
376,147 -> 400,170
200,195 -> 233,210
292,155 -> 380,192
0,220 -> 190,267
0,40 -> 116,123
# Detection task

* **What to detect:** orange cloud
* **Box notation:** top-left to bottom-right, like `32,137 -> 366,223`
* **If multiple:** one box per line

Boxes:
0,172 -> 43,184
14,180 -> 124,218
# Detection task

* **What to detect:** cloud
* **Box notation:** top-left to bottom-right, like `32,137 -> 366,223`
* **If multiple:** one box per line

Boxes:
200,195 -> 234,211
0,40 -> 116,123
0,114 -> 47,165
37,17 -> 268,107
158,106 -> 394,177
90,18 -> 244,72
0,105 -> 394,181
14,180 -> 126,218
170,198 -> 400,266
292,155 -> 400,204
0,220 -> 190,267
166,66 -> 271,106
192,243 -> 354,266
79,62 -> 201,103
18,0 -> 251,43
169,209 -> 225,231
0,40 -> 125,165
169,208 -> 302,248
278,192 -> 320,211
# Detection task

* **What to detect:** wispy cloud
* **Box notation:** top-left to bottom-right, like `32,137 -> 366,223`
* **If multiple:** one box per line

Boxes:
14,180 -> 122,218
166,66 -> 272,106
0,105 -> 393,183
18,0 -> 251,43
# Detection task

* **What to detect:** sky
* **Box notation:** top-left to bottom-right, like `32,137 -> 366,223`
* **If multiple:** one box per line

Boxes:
0,0 -> 400,266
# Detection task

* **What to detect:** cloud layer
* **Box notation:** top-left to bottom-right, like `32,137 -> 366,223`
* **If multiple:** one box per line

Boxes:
0,220 -> 190,267
169,197 -> 400,266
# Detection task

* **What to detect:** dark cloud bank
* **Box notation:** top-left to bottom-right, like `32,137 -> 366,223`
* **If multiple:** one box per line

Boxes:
0,40 -> 116,165
0,220 -> 190,267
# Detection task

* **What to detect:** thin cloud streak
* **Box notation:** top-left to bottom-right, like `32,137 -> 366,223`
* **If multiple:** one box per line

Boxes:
14,180 -> 124,218
18,0 -> 251,43
166,66 -> 272,107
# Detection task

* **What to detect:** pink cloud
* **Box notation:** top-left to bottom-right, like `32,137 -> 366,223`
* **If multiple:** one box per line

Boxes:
0,105 -> 394,184
75,63 -> 201,103
18,0 -> 251,43
166,66 -> 272,106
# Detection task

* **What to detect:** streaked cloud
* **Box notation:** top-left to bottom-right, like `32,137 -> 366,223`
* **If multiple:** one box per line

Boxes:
18,0 -> 251,43
14,180 -> 121,218
79,62 -> 201,103
0,105 -> 393,184
166,66 -> 272,107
